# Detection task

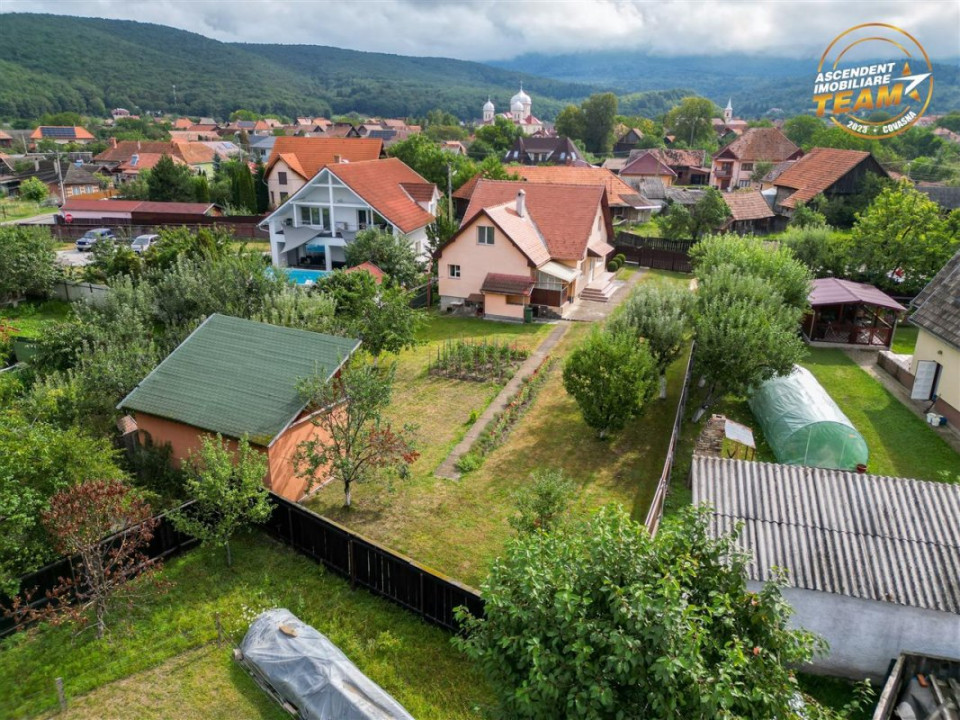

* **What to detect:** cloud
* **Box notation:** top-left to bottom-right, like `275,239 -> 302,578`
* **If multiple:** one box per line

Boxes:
1,0 -> 957,61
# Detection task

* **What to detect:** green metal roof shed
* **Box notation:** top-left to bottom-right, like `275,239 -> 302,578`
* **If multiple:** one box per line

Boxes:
119,314 -> 360,446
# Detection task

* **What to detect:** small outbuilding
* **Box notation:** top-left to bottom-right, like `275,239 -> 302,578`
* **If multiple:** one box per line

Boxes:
803,277 -> 905,349
693,456 -> 960,679
749,365 -> 868,471
119,314 -> 360,500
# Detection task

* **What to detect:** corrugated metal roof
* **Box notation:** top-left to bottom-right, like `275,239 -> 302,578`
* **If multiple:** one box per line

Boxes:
119,315 -> 360,444
692,456 -> 960,614
809,277 -> 906,311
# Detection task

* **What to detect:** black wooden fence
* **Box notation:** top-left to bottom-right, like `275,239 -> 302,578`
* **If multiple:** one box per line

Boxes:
262,493 -> 485,632
0,502 -> 199,639
615,232 -> 696,273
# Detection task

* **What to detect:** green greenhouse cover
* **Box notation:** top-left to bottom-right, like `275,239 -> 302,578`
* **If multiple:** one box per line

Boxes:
748,365 -> 868,471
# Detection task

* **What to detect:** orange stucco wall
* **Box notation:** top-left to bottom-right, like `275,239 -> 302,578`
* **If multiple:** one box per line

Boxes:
133,411 -> 333,501
438,216 -> 532,301
483,292 -> 525,320
266,158 -> 306,208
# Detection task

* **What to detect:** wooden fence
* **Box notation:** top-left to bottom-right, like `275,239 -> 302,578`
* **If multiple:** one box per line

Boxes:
615,232 -> 696,273
48,216 -> 268,241
644,342 -> 697,535
262,493 -> 485,631
0,502 -> 199,639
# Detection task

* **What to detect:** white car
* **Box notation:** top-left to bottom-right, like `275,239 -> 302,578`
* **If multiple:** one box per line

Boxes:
131,234 -> 159,254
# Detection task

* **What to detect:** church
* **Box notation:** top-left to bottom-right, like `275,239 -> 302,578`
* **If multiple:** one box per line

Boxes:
480,86 -> 546,136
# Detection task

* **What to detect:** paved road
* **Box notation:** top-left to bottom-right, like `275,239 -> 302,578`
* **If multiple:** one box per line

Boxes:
56,249 -> 93,267
0,211 -> 57,226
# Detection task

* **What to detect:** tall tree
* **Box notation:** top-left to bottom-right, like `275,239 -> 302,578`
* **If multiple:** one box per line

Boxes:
18,176 -> 49,205
171,435 -> 272,567
562,327 -> 657,439
0,226 -> 58,304
146,154 -> 195,202
294,359 -> 418,508
609,284 -> 692,398
457,505 -> 840,720
253,160 -> 269,213
782,115 -> 824,149
664,96 -> 717,146
655,202 -> 693,240
554,105 -> 586,142
193,174 -> 210,204
474,116 -> 524,154
688,188 -> 732,239
581,93 -> 618,154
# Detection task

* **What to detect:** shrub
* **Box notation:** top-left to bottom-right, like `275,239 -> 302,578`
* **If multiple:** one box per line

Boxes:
509,469 -> 576,533
615,253 -> 626,265
607,260 -> 620,272
455,452 -> 482,473
466,409 -> 480,425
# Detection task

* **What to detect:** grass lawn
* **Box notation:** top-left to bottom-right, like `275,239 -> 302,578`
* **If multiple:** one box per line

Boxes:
0,299 -> 72,339
891,322 -> 918,355
228,240 -> 270,253
0,532 -> 492,720
308,271 -> 692,586
802,347 -> 958,481
0,199 -> 52,223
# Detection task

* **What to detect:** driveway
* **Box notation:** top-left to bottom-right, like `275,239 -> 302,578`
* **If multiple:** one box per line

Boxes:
0,212 -> 57,226
57,249 -> 94,267
564,269 -> 645,322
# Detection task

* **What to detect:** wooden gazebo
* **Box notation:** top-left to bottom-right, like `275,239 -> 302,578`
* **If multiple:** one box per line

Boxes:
803,277 -> 905,349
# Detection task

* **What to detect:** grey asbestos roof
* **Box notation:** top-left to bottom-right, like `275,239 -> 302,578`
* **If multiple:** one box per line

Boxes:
911,250 -> 960,349
692,456 -> 960,614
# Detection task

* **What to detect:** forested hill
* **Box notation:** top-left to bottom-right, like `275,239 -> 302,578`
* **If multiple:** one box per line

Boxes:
0,14 -> 600,120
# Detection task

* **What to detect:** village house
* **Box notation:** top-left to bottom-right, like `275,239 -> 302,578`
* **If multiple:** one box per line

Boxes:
458,165 -> 657,224
771,147 -> 889,217
711,127 -> 803,190
693,456 -> 960,679
619,150 -> 677,189
0,130 -> 13,149
436,180 -> 615,321
119,314 -> 360,501
30,126 -> 96,146
720,190 -> 776,235
646,148 -> 711,186
480,87 -> 545,136
908,250 -> 960,427
263,137 -> 384,207
94,139 -> 221,178
710,99 -> 749,138
612,127 -> 645,155
260,157 -> 438,269
503,136 -> 584,166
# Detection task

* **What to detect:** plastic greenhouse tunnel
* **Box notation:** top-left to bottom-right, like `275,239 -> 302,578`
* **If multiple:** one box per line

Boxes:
748,365 -> 869,471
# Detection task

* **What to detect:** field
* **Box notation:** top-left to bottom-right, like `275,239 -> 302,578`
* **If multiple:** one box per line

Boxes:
0,299 -> 72,339
0,198 -> 53,223
0,533 -> 492,720
308,270 -> 691,586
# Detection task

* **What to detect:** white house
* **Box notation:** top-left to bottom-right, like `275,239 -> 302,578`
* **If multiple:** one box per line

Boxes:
259,158 -> 439,270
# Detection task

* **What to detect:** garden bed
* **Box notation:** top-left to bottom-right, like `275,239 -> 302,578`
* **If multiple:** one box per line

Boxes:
428,337 -> 529,382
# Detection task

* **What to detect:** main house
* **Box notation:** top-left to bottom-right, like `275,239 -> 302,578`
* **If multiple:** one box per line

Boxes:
503,136 -> 585,166
263,137 -> 385,207
260,158 -> 439,269
711,127 -> 802,190
772,147 -> 889,216
118,314 -> 361,501
30,126 -> 96,146
436,180 -> 614,321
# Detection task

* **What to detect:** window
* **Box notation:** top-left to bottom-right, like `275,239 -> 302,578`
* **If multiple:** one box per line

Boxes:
741,163 -> 754,171
277,171 -> 288,186
448,264 -> 461,278
270,191 -> 275,206
477,226 -> 494,245
279,192 -> 289,202
300,206 -> 322,226
535,271 -> 563,290
506,295 -> 525,306
737,179 -> 751,189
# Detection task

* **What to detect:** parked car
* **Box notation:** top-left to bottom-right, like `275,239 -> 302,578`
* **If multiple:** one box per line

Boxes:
131,234 -> 158,254
75,228 -> 116,251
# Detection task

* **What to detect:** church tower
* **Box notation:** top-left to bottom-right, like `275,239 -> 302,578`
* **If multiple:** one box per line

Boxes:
724,98 -> 733,122
483,97 -> 495,123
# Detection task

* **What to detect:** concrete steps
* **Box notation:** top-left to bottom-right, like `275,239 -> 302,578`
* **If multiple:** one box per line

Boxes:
579,281 -> 618,303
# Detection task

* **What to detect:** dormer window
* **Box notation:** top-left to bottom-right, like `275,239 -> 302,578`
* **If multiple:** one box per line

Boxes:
477,226 -> 494,245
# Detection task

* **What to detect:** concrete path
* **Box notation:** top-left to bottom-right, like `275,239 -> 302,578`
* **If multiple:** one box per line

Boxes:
564,267 -> 646,322
435,322 -> 569,480
844,349 -> 960,454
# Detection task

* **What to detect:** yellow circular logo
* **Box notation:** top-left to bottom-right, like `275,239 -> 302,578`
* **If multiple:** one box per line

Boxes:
813,23 -> 934,139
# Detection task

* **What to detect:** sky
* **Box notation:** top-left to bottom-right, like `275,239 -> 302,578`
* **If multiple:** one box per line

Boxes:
0,0 -> 957,61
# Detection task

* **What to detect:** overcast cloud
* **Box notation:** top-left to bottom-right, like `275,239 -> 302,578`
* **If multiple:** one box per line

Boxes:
0,0 -> 957,61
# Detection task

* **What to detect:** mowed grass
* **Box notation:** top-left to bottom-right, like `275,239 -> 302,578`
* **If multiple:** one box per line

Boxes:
0,299 -> 72,338
890,322 -> 918,355
802,347 -> 959,480
309,271 -> 692,586
0,199 -> 52,222
0,532 -> 492,720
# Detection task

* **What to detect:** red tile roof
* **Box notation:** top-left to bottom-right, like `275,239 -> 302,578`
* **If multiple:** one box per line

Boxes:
172,118 -> 194,130
265,137 -> 383,178
116,153 -> 189,173
463,180 -> 606,260
620,151 -> 677,178
715,127 -> 802,163
481,273 -> 535,296
95,140 -> 215,166
400,182 -> 437,203
345,261 -> 385,284
452,173 -> 481,200
774,148 -> 882,208
809,277 -> 905,311
646,148 -> 708,169
0,130 -> 12,141
508,166 -> 638,209
723,191 -> 775,222
330,158 -> 436,233
61,199 -> 216,215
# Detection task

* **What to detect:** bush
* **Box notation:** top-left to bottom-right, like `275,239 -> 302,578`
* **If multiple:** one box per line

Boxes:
614,253 -> 626,265
509,469 -> 576,533
607,260 -> 620,272
455,452 -> 482,474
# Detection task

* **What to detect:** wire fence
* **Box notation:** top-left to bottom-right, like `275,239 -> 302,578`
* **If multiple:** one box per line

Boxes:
644,341 -> 697,535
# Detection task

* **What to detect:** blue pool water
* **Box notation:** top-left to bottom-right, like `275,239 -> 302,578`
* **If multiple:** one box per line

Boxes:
267,267 -> 330,285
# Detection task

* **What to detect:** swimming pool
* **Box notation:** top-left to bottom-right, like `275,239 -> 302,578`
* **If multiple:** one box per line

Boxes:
268,267 -> 330,286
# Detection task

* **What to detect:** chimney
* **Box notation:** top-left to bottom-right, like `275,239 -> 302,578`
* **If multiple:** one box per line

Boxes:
334,154 -> 342,164
110,137 -> 117,148
137,140 -> 141,151
516,189 -> 526,217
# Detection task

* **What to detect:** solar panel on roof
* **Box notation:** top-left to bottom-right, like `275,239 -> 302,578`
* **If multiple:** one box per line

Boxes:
41,127 -> 75,138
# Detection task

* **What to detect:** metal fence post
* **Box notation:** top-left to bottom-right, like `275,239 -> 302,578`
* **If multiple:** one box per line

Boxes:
55,677 -> 66,712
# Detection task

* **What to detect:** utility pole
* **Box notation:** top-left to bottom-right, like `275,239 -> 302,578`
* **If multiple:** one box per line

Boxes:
54,150 -> 66,206
446,163 -> 453,219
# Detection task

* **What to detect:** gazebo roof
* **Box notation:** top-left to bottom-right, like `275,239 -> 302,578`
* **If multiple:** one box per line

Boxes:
808,277 -> 905,311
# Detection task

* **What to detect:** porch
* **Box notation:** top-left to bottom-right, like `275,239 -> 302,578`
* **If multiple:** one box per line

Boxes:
278,229 -> 349,271
803,278 -> 906,350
